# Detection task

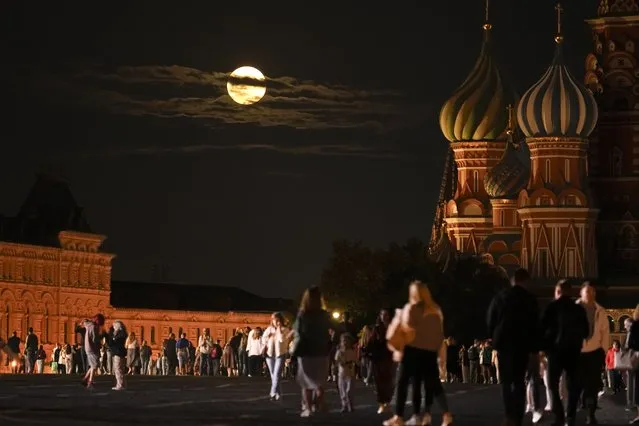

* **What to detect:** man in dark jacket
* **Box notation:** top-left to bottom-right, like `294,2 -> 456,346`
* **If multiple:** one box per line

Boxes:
24,327 -> 39,374
540,279 -> 589,426
487,268 -> 540,426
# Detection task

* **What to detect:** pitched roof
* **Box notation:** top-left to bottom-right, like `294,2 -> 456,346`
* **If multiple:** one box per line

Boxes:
0,173 -> 91,246
110,280 -> 294,313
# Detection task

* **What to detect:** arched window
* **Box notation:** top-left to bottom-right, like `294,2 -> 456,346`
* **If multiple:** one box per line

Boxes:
545,160 -> 551,182
43,307 -> 49,343
473,170 -> 479,193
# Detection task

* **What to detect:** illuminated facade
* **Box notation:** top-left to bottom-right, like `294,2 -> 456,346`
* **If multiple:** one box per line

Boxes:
429,2 -> 639,335
0,175 -> 272,356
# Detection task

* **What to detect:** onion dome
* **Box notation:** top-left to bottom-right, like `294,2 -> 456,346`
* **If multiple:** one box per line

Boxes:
516,7 -> 598,139
484,107 -> 530,199
484,133 -> 530,199
439,27 -> 518,143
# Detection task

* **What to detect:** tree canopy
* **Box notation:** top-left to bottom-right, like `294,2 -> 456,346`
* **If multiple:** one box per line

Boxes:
320,238 -> 509,344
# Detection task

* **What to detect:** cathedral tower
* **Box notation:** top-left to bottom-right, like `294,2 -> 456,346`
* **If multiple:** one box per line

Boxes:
438,5 -> 518,254
586,0 -> 639,275
516,4 -> 600,279
482,105 -> 529,272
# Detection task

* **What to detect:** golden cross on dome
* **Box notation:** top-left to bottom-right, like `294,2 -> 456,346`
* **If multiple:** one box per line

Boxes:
483,0 -> 492,31
555,3 -> 564,44
506,104 -> 514,134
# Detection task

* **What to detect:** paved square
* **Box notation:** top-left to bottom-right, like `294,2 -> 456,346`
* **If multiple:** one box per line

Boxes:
0,375 -> 634,425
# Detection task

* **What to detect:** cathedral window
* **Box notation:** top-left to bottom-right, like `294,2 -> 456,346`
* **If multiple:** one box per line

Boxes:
566,248 -> 576,276
545,160 -> 551,182
140,326 -> 145,342
611,146 -> 623,176
473,170 -> 479,193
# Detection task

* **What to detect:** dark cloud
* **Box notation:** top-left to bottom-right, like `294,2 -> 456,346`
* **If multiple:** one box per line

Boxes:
42,65 -> 411,131
58,142 -> 400,160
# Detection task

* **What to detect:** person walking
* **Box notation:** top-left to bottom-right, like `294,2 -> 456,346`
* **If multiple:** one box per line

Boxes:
383,280 -> 453,426
24,328 -> 38,374
487,268 -> 541,426
291,286 -> 331,418
335,333 -> 357,413
108,320 -> 127,390
540,280 -> 589,426
262,312 -> 291,400
576,282 -> 609,425
80,314 -> 106,389
370,309 -> 394,414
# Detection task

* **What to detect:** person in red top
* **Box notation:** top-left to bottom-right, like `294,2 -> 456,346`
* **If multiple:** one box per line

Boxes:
605,340 -> 623,394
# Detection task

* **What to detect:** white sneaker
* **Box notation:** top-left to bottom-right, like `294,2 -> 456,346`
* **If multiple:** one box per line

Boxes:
405,415 -> 421,425
420,413 -> 432,425
383,415 -> 405,426
377,404 -> 390,414
526,405 -> 533,413
544,404 -> 552,411
442,412 -> 453,426
532,410 -> 543,424
274,394 -> 281,401
300,409 -> 311,418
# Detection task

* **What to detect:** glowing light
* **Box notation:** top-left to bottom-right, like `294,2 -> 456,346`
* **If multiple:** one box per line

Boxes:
11,360 -> 17,368
332,311 -> 341,320
227,66 -> 267,105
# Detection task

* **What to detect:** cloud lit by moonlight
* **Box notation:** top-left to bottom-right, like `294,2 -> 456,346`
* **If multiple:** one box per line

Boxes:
227,66 -> 266,105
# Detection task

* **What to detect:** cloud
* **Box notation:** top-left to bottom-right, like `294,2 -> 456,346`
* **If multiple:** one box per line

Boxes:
62,142 -> 400,160
47,65 -> 409,131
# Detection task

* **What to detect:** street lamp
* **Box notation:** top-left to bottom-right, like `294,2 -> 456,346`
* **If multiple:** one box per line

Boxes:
332,311 -> 341,320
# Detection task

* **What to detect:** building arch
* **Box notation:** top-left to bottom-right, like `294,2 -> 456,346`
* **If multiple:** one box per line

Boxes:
528,188 -> 558,207
557,188 -> 587,207
498,253 -> 520,266
486,240 -> 508,253
458,199 -> 484,216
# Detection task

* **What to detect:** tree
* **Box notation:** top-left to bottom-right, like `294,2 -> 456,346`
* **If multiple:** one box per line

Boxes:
320,240 -> 385,320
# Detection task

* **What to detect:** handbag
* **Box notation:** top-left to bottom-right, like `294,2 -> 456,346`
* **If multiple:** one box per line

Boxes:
614,349 -> 639,370
386,309 -> 407,353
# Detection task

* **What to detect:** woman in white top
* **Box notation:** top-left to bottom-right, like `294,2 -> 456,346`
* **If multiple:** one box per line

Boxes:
125,332 -> 139,374
246,328 -> 264,377
384,280 -> 453,426
262,312 -> 291,399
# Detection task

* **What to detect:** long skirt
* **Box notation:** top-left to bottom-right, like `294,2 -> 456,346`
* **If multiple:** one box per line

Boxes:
297,356 -> 329,391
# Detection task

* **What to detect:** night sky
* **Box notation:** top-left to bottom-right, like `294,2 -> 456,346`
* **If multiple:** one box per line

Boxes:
0,1 -> 594,298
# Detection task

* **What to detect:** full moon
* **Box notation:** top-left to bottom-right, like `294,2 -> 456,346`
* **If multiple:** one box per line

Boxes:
227,66 -> 267,105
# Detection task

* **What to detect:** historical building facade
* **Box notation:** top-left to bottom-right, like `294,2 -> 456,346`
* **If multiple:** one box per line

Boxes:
0,175 -> 272,357
429,1 -> 639,338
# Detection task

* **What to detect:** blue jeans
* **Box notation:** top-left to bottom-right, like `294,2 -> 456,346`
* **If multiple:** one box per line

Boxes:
266,356 -> 285,397
200,355 -> 210,376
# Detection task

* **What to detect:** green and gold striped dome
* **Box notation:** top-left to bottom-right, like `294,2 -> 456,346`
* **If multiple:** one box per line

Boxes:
439,31 -> 518,143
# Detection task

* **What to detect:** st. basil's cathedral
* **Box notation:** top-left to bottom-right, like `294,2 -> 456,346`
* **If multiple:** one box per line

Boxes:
429,0 -> 639,332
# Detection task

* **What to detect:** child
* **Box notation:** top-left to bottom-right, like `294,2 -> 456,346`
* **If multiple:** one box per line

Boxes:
108,320 -> 128,390
335,333 -> 357,412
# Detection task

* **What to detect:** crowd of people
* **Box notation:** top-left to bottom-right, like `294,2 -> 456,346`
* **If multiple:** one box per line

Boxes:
1,268 -> 639,426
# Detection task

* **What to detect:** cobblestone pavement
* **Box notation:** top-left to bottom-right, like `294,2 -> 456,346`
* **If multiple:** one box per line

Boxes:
0,374 -> 634,425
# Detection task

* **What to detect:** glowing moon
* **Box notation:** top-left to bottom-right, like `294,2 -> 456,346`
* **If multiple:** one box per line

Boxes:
227,66 -> 267,105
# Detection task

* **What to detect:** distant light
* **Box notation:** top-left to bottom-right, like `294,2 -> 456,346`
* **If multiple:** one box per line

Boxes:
11,360 -> 17,368
332,311 -> 341,320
